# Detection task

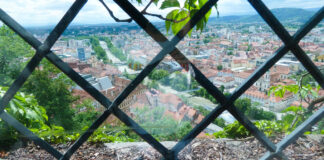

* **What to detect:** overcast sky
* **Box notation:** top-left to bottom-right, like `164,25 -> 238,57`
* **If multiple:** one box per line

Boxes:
0,0 -> 322,26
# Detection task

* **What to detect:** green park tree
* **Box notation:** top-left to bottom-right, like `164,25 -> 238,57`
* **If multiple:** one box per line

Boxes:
148,69 -> 169,81
0,25 -> 34,86
217,65 -> 223,70
23,60 -> 77,130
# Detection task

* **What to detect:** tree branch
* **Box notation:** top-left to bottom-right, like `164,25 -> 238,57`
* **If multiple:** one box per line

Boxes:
142,11 -> 190,23
99,0 -> 190,23
297,68 -> 324,107
290,116 -> 298,129
306,95 -> 324,113
98,0 -> 132,23
142,0 -> 154,13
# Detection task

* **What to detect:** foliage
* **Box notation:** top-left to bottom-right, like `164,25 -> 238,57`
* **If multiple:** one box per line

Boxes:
246,44 -> 252,51
88,126 -> 135,143
147,80 -> 159,89
170,72 -> 191,91
280,106 -> 306,133
246,106 -> 276,120
216,76 -> 323,139
194,106 -> 226,127
161,0 -> 218,36
269,82 -> 323,133
132,106 -> 192,141
23,60 -> 77,130
73,99 -> 100,130
234,98 -> 251,113
160,71 -> 198,91
193,87 -> 217,103
123,70 -> 137,80
30,125 -> 71,144
193,94 -> 275,120
213,117 -> 226,128
216,65 -> 223,70
269,84 -> 319,99
128,60 -> 142,71
100,37 -> 127,61
148,69 -> 169,81
0,25 -> 34,86
192,86 -> 230,104
203,37 -> 212,44
0,87 -> 48,150
317,119 -> 324,134
213,120 -> 283,139
254,120 -> 282,137
94,46 -> 108,63
235,98 -> 276,121
31,125 -> 135,144
213,121 -> 250,139
89,36 -> 109,63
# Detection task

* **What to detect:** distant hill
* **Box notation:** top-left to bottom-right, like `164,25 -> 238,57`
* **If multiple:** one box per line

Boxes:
26,8 -> 320,35
209,8 -> 317,24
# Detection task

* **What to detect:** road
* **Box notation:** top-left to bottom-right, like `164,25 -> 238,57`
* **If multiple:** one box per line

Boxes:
99,41 -> 121,63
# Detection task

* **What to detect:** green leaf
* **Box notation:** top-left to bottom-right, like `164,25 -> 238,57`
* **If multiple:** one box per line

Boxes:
198,0 -> 207,8
198,0 -> 212,28
184,9 -> 201,35
153,0 -> 159,5
282,106 -> 303,114
9,100 -> 18,114
171,10 -> 190,35
189,9 -> 203,31
214,3 -> 219,17
165,9 -> 179,33
275,86 -> 285,98
204,8 -> 212,24
184,0 -> 198,9
310,89 -> 318,98
285,85 -> 298,94
25,109 -> 38,120
160,0 -> 180,9
300,89 -> 308,98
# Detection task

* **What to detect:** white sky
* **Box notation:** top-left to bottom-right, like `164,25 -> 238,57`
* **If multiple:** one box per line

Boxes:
0,0 -> 322,27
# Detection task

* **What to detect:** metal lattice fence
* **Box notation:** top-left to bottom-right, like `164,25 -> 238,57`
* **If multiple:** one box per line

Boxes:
0,0 -> 323,159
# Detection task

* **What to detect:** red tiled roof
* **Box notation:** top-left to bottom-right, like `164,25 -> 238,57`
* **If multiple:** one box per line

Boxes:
236,71 -> 251,79
187,108 -> 197,118
159,93 -> 182,107
214,77 -> 234,83
194,114 -> 205,124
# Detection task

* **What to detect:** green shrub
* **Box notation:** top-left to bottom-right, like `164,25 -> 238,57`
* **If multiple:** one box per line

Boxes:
0,86 -> 48,150
213,120 -> 283,139
31,125 -> 135,144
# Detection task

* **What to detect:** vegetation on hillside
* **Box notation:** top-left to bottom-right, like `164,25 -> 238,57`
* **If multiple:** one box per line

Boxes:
0,26 -> 34,86
23,60 -> 77,130
89,36 -> 109,63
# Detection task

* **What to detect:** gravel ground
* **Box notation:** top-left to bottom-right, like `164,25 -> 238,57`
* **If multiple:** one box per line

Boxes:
1,135 -> 323,160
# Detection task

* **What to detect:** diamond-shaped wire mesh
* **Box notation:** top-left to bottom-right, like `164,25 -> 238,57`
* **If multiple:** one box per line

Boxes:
0,0 -> 323,159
